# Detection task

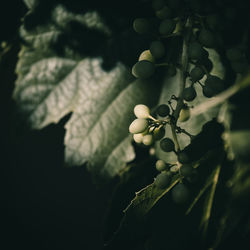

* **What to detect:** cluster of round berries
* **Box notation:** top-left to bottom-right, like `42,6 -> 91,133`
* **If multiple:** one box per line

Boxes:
154,159 -> 195,204
131,0 -> 182,80
129,104 -> 166,146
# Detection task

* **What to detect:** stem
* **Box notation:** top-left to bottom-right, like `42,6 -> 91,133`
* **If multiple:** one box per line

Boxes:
173,18 -> 191,122
171,123 -> 180,152
169,18 -> 192,152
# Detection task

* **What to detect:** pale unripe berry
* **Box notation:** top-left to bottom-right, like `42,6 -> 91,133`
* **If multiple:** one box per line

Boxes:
129,118 -> 148,134
133,133 -> 144,143
134,104 -> 150,119
156,160 -> 167,171
178,107 -> 190,122
138,50 -> 155,63
142,134 -> 154,145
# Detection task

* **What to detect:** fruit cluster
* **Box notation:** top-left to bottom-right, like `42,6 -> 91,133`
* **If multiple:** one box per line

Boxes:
129,0 -> 249,204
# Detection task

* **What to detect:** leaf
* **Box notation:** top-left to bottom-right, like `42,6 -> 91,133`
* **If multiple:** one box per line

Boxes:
106,174 -> 181,247
200,164 -> 221,238
14,4 -> 160,181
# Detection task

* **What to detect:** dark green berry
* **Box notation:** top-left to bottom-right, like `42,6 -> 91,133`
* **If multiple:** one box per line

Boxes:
156,104 -> 170,117
183,86 -> 197,101
155,171 -> 172,189
205,75 -> 224,95
190,66 -> 205,82
172,183 -> 189,204
160,138 -> 175,152
155,6 -> 172,19
132,60 -> 155,79
198,29 -> 216,48
150,40 -> 165,59
133,18 -> 150,34
180,165 -> 194,178
202,84 -> 214,98
188,42 -> 204,60
158,19 -> 176,35
177,151 -> 190,164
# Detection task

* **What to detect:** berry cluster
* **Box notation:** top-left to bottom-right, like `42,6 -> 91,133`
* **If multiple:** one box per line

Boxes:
129,0 -> 249,205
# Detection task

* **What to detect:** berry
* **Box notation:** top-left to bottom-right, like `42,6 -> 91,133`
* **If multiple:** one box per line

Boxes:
142,134 -> 154,146
155,171 -> 172,189
155,160 -> 167,172
190,66 -> 205,82
160,138 -> 175,152
206,14 -> 219,30
183,86 -> 197,101
202,84 -> 214,98
177,151 -> 190,164
198,29 -> 216,48
205,75 -> 224,95
139,50 -> 155,63
129,118 -> 148,134
150,41 -> 166,59
178,106 -> 190,122
180,165 -> 193,177
156,104 -> 170,117
133,133 -> 144,143
132,60 -> 155,79
158,19 -> 176,35
188,42 -> 204,60
155,6 -> 171,19
172,183 -> 189,204
133,18 -> 150,34
134,104 -> 150,118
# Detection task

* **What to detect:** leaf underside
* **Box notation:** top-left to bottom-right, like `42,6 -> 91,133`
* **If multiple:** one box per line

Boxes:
14,3 -> 159,180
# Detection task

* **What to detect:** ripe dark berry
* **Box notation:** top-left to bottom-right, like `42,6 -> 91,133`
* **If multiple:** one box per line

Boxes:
190,66 -> 205,82
183,86 -> 197,101
156,104 -> 170,117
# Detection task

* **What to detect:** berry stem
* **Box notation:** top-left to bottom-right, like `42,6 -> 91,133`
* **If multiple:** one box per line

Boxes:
171,123 -> 180,152
169,18 -> 192,152
172,18 -> 192,122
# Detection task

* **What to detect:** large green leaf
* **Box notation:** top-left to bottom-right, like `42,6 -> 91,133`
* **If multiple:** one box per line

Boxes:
14,3 -> 159,180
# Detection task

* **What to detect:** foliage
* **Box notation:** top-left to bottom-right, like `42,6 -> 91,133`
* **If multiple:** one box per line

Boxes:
6,0 -> 250,249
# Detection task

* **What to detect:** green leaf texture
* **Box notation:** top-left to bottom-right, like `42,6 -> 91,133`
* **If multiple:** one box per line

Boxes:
14,4 -> 159,180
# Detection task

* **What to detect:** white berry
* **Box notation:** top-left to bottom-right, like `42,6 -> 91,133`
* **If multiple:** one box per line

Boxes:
142,134 -> 154,146
134,104 -> 150,119
156,160 -> 167,172
133,133 -> 144,143
129,118 -> 148,134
